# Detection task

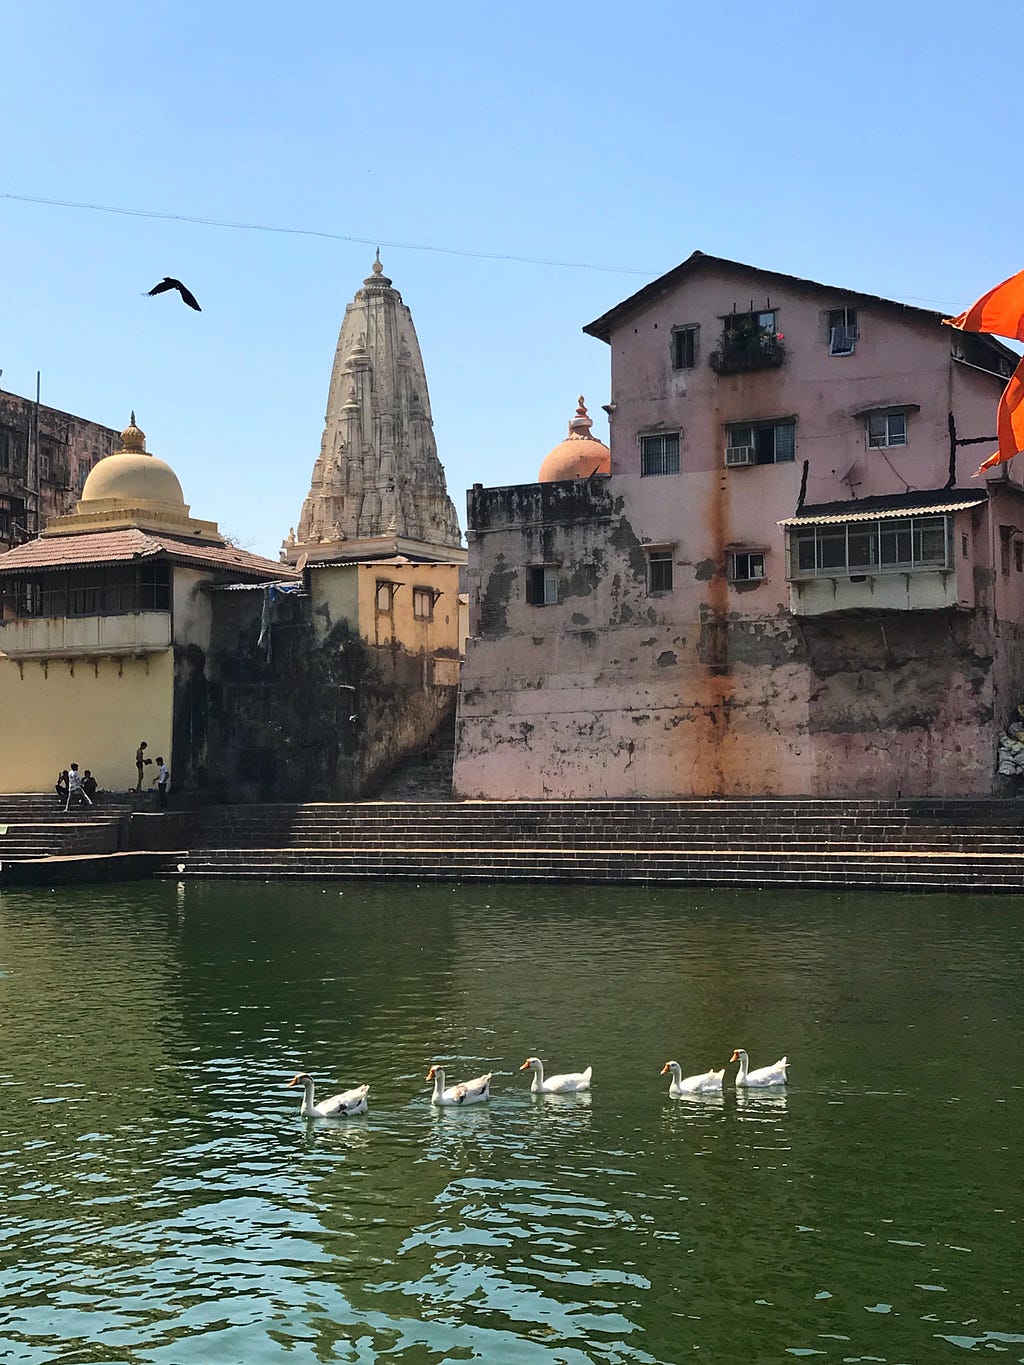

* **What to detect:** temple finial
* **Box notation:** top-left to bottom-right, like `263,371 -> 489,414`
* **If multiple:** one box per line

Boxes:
372,248 -> 383,275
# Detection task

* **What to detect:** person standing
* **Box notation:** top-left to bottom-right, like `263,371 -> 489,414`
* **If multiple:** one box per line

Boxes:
135,741 -> 149,791
65,763 -> 92,811
152,757 -> 169,809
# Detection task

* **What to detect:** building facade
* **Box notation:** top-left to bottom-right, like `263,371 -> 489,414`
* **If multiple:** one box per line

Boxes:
0,416 -> 292,794
453,253 -> 1024,799
0,389 -> 120,552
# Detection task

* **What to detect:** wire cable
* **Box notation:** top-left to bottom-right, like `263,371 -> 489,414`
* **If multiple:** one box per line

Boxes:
0,191 -> 656,276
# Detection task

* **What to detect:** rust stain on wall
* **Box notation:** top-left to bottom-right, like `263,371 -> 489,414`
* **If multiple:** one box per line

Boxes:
686,466 -> 740,795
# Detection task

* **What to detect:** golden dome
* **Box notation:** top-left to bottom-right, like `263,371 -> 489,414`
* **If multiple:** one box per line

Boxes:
538,397 -> 611,483
80,413 -> 186,507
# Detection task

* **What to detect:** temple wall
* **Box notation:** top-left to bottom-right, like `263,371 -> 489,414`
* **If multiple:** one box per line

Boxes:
0,651 -> 173,793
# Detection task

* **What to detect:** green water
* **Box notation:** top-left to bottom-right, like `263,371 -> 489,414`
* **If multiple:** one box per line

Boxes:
0,880 -> 1021,1365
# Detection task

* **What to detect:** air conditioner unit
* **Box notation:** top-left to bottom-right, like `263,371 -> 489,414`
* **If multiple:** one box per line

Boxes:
725,445 -> 757,467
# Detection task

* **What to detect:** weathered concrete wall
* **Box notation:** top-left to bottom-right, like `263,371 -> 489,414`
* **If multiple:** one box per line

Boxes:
0,392 -> 120,549
453,262 -> 1024,801
175,585 -> 458,802
454,473 -> 1006,799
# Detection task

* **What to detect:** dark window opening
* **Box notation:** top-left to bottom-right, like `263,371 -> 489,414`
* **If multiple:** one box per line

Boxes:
526,566 -> 558,605
671,326 -> 698,370
646,551 -> 673,594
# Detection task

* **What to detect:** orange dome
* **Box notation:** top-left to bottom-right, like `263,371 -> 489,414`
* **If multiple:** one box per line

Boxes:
538,397 -> 610,482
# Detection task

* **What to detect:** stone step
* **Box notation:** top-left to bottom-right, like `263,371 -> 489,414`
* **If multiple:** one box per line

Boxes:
154,857 -> 1024,892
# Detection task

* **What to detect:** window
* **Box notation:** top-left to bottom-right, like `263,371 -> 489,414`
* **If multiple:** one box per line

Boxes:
5,564 -> 173,618
640,433 -> 680,476
413,586 -> 435,620
526,565 -> 558,605
375,580 -> 395,612
867,410 -> 907,448
789,514 -> 951,579
729,551 -> 766,581
726,420 -> 796,466
138,563 -> 171,611
646,550 -> 673,594
671,325 -> 699,370
827,307 -> 858,355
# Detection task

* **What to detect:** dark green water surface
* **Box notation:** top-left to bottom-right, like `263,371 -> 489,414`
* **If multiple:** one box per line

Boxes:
0,880 -> 1021,1365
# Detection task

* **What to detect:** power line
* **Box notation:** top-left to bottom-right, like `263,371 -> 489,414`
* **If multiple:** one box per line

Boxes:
0,191 -> 656,277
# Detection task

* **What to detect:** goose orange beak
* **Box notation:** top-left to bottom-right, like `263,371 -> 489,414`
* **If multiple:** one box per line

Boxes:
660,1063 -> 670,1074
519,1059 -> 532,1071
286,1075 -> 300,1087
729,1050 -> 740,1062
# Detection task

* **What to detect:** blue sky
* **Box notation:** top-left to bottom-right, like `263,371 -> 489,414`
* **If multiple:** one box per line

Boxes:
2,0 -> 1021,556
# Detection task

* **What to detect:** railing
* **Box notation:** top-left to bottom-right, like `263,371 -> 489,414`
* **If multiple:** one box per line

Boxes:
709,333 -> 786,375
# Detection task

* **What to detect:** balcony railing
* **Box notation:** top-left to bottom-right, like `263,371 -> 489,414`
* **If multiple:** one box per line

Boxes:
0,611 -> 172,658
709,332 -> 786,375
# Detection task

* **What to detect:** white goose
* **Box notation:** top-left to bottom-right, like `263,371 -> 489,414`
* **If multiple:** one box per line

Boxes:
731,1048 -> 788,1087
660,1060 -> 725,1096
426,1064 -> 492,1107
519,1056 -> 593,1094
287,1072 -> 369,1117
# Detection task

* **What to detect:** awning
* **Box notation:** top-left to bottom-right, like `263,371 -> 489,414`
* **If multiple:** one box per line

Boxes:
779,497 -> 986,528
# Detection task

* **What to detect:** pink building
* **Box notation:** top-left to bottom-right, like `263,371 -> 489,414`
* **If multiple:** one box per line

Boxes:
453,253 -> 1024,799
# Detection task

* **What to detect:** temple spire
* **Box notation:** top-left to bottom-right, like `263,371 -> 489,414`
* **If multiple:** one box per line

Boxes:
284,256 -> 462,565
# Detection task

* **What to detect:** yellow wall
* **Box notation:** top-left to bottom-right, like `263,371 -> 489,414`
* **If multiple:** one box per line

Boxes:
309,562 -> 462,657
0,650 -> 174,793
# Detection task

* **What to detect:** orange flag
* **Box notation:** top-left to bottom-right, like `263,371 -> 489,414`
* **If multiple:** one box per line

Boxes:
944,270 -> 1024,473
944,268 -> 1024,342
976,354 -> 1024,475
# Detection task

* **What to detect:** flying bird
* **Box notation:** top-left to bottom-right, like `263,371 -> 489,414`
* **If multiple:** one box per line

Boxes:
145,277 -> 202,311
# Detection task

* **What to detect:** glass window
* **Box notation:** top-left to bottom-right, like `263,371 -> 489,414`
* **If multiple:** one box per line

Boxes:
729,551 -> 765,581
879,520 -> 913,566
647,551 -> 673,594
139,564 -> 171,611
527,566 -> 558,606
867,411 -> 908,448
640,433 -> 680,477
728,420 -> 796,465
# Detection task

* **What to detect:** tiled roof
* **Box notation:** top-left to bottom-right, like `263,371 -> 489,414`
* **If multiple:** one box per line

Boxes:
0,528 -> 294,579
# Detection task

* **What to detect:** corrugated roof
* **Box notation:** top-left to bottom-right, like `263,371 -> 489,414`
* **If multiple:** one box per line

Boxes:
780,497 -> 986,528
0,528 -> 293,578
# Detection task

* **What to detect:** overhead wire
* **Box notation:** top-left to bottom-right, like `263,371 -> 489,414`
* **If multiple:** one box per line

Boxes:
0,191 -> 656,277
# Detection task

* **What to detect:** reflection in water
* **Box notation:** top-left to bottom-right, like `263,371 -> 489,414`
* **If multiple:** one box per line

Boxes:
1,879 -> 1022,1364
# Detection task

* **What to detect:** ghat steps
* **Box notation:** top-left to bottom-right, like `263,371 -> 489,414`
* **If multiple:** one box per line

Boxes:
153,799 -> 1024,893
3,796 -> 1022,892
0,794 -> 131,861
